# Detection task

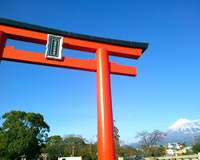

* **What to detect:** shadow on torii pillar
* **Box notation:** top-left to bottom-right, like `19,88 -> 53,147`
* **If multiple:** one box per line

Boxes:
0,18 -> 148,160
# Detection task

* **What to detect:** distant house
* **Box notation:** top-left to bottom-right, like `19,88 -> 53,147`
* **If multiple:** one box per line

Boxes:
166,143 -> 191,156
167,149 -> 174,155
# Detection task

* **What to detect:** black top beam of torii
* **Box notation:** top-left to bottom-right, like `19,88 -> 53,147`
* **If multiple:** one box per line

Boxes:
0,18 -> 148,53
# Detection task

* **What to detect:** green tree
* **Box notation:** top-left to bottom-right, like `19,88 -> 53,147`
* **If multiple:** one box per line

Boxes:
120,145 -> 137,157
192,143 -> 200,154
192,137 -> 200,154
62,135 -> 97,160
0,110 -> 50,160
136,130 -> 166,157
113,121 -> 123,158
41,135 -> 64,160
140,145 -> 165,157
63,136 -> 86,156
182,141 -> 188,148
80,145 -> 93,160
89,143 -> 97,160
152,145 -> 165,157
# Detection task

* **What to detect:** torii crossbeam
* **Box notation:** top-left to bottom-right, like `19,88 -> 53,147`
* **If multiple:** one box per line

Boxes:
0,18 -> 148,160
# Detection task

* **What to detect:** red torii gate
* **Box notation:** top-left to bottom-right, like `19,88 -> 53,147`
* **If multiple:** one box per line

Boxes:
0,18 -> 148,160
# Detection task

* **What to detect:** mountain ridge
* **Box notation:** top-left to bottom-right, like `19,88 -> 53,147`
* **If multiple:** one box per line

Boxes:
164,118 -> 200,144
129,118 -> 200,148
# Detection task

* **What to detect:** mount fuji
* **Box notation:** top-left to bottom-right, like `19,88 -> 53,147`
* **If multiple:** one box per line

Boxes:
129,119 -> 200,147
164,119 -> 200,144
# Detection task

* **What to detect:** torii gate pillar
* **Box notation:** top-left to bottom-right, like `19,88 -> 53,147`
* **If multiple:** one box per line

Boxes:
96,48 -> 115,159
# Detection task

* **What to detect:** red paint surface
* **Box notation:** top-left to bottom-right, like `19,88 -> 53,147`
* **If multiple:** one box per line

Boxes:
1,46 -> 137,76
0,31 -> 7,62
0,25 -> 143,59
0,24 -> 147,160
96,48 -> 116,160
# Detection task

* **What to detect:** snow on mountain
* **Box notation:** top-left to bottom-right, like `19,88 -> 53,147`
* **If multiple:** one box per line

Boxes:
128,119 -> 200,147
165,119 -> 200,144
167,119 -> 200,133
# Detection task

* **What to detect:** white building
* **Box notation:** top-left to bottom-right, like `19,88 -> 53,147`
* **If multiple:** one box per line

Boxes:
167,148 -> 174,155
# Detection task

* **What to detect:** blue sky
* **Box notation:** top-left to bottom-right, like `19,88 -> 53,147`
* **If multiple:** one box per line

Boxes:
0,0 -> 200,144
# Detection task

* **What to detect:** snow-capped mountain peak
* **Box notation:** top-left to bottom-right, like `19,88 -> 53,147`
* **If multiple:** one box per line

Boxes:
169,119 -> 191,129
164,118 -> 200,144
129,118 -> 200,147
168,118 -> 200,133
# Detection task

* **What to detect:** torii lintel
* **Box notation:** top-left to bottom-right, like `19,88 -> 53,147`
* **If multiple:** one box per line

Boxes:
0,18 -> 148,76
